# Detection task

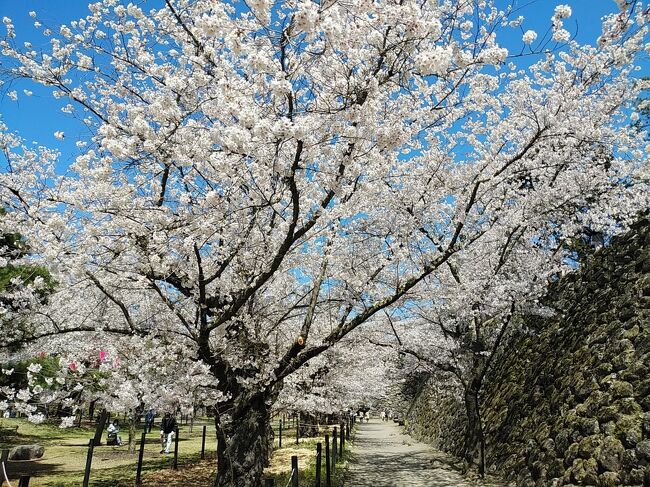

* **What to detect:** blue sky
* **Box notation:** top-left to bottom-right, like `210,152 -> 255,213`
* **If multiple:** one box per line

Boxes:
0,0 -> 643,171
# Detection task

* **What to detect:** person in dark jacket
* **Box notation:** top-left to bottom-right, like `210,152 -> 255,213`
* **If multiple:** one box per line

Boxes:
144,409 -> 155,433
160,412 -> 177,454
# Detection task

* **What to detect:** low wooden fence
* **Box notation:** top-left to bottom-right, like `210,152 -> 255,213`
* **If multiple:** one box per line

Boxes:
265,414 -> 355,487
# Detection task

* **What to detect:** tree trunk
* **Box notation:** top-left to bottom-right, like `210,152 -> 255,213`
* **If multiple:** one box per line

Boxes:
88,400 -> 96,422
93,409 -> 108,446
128,404 -> 145,453
463,385 -> 485,476
299,412 -> 319,437
214,391 -> 273,487
128,411 -> 138,453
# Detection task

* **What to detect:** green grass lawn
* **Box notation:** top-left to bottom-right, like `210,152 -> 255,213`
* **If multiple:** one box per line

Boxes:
1,417 -> 215,486
265,421 -> 354,487
0,417 -> 353,486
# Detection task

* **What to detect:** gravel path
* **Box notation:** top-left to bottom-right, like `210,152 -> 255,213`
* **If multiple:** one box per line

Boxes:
345,420 -> 501,487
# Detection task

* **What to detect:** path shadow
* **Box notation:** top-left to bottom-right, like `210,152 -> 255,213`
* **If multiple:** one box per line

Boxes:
345,421 -> 496,487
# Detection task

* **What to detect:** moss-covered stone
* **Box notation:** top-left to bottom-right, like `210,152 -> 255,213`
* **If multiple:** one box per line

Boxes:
617,415 -> 642,448
595,436 -> 624,472
609,380 -> 634,399
642,412 -> 650,438
577,435 -> 601,459
578,417 -> 600,436
636,440 -> 650,461
598,471 -> 620,487
598,405 -> 619,424
622,324 -> 640,340
571,457 -> 598,485
627,467 -> 645,485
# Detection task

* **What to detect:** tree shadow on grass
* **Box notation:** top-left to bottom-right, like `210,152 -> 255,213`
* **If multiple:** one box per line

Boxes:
5,444 -> 210,486
5,458 -> 67,479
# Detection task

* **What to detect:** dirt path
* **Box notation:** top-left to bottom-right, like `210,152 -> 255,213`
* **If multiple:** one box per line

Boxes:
345,420 -> 501,487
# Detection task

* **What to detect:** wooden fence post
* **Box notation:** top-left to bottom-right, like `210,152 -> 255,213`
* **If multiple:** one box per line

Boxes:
279,419 -> 282,448
291,455 -> 298,487
331,427 -> 337,471
18,475 -> 30,487
201,425 -> 207,459
325,435 -> 331,487
172,426 -> 179,470
340,423 -> 345,454
82,438 -> 94,487
264,479 -> 274,487
295,412 -> 299,445
315,442 -> 322,487
135,431 -> 146,486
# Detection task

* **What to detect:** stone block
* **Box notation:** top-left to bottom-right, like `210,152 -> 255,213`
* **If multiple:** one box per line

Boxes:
595,436 -> 624,472
577,435 -> 601,459
609,380 -> 634,399
9,444 -> 45,461
598,471 -> 619,487
571,457 -> 598,485
627,467 -> 645,484
642,412 -> 650,438
636,440 -> 650,461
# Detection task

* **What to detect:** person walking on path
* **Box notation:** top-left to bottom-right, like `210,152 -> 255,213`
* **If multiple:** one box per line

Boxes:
144,408 -> 155,433
160,412 -> 177,454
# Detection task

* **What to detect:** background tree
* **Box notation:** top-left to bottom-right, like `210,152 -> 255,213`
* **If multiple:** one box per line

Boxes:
0,208 -> 54,336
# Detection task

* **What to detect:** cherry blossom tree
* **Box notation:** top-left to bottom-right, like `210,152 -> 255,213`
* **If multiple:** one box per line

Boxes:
373,96 -> 650,473
1,0 -> 649,485
276,335 -> 393,418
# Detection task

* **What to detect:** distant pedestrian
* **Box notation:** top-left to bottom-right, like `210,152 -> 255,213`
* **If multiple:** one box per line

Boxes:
380,410 -> 385,422
144,408 -> 155,433
160,412 -> 177,454
364,411 -> 370,423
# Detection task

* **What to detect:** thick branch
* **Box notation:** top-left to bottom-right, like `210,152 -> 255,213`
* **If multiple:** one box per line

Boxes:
86,272 -> 137,334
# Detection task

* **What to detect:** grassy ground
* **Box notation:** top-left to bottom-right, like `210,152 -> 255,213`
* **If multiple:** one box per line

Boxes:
1,417 -> 214,486
266,435 -> 353,487
0,417 -> 353,486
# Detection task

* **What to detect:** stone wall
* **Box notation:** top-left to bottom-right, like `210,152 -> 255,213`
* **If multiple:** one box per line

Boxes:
406,218 -> 650,486
405,378 -> 466,458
